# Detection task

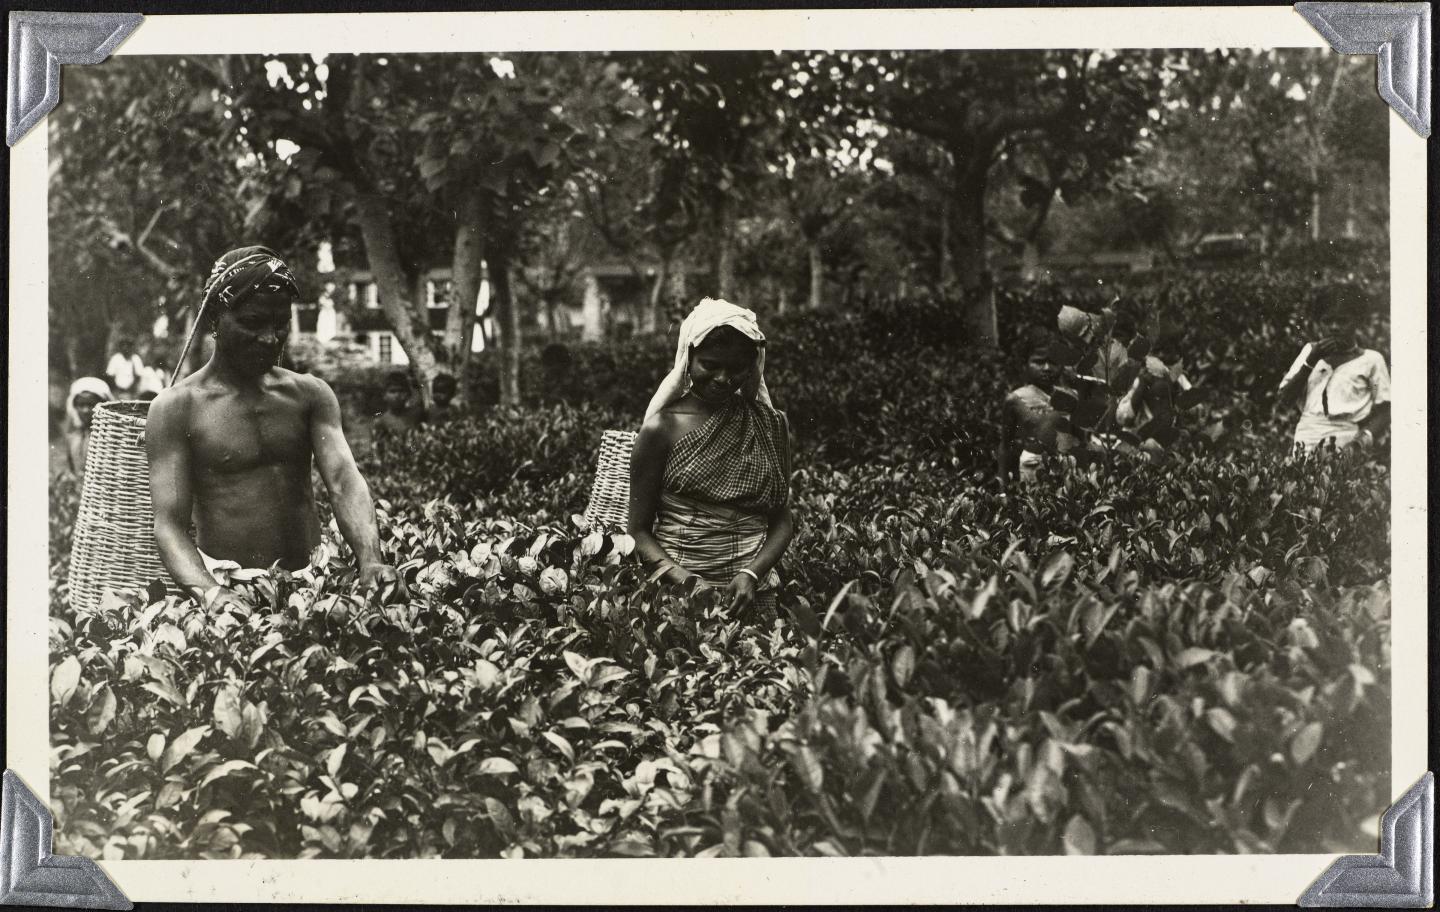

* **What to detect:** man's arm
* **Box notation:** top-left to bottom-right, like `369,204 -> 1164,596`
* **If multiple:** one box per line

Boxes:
306,377 -> 399,591
1358,355 -> 1392,442
145,390 -> 224,604
1276,340 -> 1334,406
1358,401 -> 1390,440
1275,362 -> 1314,404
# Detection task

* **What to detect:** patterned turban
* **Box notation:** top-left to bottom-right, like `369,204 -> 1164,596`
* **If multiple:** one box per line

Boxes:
200,245 -> 299,328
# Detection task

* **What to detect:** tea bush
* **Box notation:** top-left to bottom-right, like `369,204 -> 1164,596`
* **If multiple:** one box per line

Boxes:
49,275 -> 1392,859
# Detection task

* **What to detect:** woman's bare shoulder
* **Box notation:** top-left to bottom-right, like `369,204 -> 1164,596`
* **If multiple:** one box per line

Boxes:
641,400 -> 708,444
637,408 -> 682,447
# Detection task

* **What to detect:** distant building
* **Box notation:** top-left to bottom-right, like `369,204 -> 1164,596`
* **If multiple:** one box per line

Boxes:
291,268 -> 490,366
992,250 -> 1156,283
292,259 -> 709,365
568,262 -> 711,340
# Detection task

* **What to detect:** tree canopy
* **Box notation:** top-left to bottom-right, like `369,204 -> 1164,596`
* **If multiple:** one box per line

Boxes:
49,46 -> 1388,389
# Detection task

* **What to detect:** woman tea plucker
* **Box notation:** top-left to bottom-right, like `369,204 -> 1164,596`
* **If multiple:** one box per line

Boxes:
628,298 -> 796,621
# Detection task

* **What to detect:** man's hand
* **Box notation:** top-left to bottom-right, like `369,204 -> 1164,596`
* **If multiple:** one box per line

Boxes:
1310,336 -> 1346,360
727,572 -> 758,613
359,562 -> 408,604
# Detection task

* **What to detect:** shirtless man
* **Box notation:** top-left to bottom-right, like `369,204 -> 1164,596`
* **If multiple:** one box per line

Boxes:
147,247 -> 404,612
999,336 -> 1081,489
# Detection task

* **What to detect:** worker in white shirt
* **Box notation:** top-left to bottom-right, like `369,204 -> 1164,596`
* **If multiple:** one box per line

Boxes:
104,336 -> 148,400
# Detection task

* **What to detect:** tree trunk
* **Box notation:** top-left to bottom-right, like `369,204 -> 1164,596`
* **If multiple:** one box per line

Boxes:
807,239 -> 824,310
669,263 -> 688,319
63,336 -> 82,384
445,188 -> 485,398
489,244 -> 522,407
580,271 -> 604,341
1020,240 -> 1041,282
1307,160 -> 1324,242
548,297 -> 565,336
354,191 -> 440,408
938,194 -> 954,286
649,255 -> 672,333
712,196 -> 736,299
950,163 -> 998,347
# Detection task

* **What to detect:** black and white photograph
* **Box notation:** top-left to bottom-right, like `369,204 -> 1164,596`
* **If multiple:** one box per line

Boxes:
8,4 -> 1428,905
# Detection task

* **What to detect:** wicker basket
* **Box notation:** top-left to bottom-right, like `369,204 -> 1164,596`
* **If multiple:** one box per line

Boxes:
68,400 -> 167,613
582,429 -> 636,530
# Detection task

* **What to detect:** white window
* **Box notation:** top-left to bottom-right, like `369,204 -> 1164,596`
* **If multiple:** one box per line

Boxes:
364,283 -> 380,310
427,279 -> 453,309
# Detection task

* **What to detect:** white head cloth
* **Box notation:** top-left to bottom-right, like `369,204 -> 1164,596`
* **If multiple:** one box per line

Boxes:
644,297 -> 771,420
66,377 -> 113,427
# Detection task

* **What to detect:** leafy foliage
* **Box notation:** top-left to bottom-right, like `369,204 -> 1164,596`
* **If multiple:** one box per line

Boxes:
50,273 -> 1390,859
49,57 -> 255,377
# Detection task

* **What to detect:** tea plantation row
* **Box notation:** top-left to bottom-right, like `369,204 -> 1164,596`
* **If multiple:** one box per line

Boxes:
49,272 -> 1392,859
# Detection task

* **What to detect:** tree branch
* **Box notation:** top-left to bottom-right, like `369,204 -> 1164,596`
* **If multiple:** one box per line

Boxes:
136,201 -> 179,252
98,214 -> 185,278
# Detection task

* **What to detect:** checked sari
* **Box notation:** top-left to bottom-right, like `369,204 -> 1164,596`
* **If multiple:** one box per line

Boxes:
654,394 -> 791,618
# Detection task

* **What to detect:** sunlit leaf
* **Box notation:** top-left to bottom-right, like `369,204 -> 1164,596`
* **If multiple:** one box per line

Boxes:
161,725 -> 210,774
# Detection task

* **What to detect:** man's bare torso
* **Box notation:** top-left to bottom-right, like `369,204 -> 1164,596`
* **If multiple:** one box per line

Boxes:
177,368 -> 320,569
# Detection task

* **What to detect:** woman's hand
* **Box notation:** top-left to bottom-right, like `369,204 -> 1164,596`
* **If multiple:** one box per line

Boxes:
665,564 -> 700,587
726,572 -> 758,612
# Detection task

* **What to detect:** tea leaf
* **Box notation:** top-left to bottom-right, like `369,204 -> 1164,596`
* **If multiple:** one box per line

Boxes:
1063,814 -> 1097,855
212,683 -> 244,739
50,657 -> 81,708
1175,647 -> 1216,669
479,757 -> 520,776
543,732 -> 575,764
161,725 -> 210,774
1290,722 -> 1323,765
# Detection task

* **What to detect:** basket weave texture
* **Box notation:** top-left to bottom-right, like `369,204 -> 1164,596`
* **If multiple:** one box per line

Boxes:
68,401 -> 167,613
583,430 -> 636,530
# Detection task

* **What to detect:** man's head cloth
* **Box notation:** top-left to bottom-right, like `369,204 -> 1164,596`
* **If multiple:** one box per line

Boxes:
201,246 -> 299,330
